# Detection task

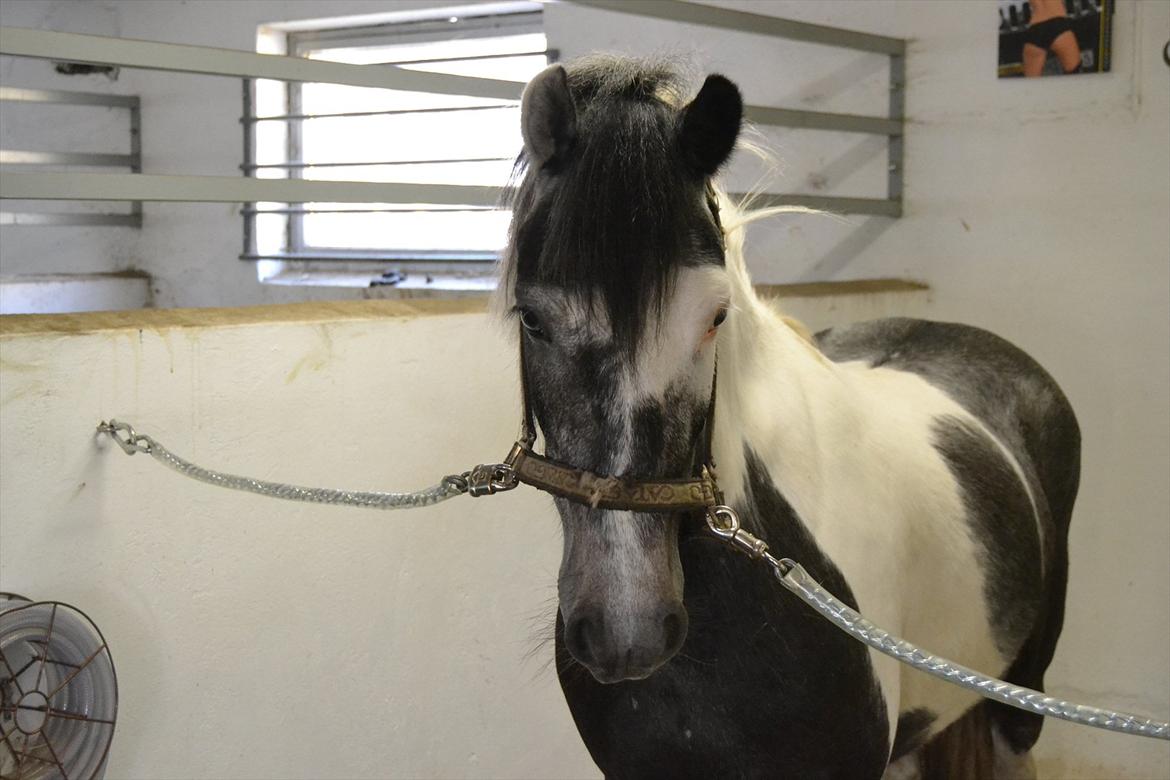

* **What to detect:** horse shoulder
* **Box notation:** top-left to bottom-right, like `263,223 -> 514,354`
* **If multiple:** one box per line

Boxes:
813,318 -> 1060,738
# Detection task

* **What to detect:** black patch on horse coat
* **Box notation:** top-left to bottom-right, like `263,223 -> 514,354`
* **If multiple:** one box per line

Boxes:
889,708 -> 936,762
932,415 -> 1042,654
816,318 -> 1080,754
555,449 -> 890,779
506,57 -> 727,357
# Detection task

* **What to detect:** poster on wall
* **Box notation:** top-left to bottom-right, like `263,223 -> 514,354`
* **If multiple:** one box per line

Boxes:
998,0 -> 1113,77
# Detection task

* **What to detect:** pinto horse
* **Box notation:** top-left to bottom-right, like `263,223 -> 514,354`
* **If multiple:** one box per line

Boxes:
499,56 -> 1079,779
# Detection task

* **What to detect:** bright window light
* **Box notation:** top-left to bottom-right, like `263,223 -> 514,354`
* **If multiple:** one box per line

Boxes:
248,10 -> 547,284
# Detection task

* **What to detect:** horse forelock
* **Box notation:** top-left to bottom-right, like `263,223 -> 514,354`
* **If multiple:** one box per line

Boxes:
503,57 -> 725,357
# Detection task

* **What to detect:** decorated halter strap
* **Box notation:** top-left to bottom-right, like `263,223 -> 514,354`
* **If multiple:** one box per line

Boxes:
505,441 -> 718,512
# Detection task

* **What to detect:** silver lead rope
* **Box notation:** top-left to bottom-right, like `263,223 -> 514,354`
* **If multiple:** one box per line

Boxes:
705,505 -> 1170,741
94,420 -> 1168,740
96,420 -> 516,510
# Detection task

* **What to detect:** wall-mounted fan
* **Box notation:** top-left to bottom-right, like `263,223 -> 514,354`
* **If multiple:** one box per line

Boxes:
1,593 -> 118,780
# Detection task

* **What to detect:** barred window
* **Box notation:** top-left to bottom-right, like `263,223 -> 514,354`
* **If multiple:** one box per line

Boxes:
246,7 -> 549,289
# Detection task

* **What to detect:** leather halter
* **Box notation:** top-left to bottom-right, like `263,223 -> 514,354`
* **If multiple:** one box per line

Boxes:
504,324 -> 722,513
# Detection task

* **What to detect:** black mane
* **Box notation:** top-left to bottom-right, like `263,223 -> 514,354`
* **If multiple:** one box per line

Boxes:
503,56 -> 725,355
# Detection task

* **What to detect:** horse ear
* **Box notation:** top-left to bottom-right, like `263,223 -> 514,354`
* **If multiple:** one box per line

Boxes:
521,65 -> 577,168
677,74 -> 742,176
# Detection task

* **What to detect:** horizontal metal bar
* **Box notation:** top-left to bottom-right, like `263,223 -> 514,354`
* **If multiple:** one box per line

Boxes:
731,193 -> 902,217
0,86 -> 139,107
247,103 -> 517,123
744,105 -> 901,136
0,171 -> 502,206
0,211 -> 142,227
1,174 -> 898,216
243,207 -> 494,215
248,102 -> 895,136
0,27 -> 524,100
567,0 -> 905,55
375,49 -> 549,67
241,251 -> 496,262
0,150 -> 137,167
244,156 -> 511,171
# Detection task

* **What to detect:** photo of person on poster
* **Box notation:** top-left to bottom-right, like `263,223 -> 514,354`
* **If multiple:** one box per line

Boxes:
998,0 -> 1113,77
1022,0 -> 1081,75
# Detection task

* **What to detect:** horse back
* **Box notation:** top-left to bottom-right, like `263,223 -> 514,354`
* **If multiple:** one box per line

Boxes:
815,317 -> 1080,755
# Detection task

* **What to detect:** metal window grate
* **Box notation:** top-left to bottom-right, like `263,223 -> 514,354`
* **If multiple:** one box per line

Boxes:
241,10 -> 550,269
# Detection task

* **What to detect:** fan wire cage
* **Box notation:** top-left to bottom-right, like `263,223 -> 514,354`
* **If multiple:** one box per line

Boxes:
1,593 -> 118,780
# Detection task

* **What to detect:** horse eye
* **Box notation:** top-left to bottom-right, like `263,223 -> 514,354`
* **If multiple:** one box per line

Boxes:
519,308 -> 545,337
712,308 -> 728,328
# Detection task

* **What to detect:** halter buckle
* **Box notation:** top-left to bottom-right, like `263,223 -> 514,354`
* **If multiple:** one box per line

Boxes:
466,462 -> 519,497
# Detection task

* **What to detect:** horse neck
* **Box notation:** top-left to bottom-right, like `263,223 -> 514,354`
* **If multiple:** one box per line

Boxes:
710,216 -> 853,519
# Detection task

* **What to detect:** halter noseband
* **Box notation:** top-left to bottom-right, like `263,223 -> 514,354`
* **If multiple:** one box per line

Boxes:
488,324 -> 722,514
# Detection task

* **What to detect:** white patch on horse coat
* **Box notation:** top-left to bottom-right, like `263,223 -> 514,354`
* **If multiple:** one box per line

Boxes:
696,193 -> 1024,750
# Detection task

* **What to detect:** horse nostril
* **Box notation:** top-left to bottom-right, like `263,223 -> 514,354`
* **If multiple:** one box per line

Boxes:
661,607 -> 688,655
565,610 -> 604,667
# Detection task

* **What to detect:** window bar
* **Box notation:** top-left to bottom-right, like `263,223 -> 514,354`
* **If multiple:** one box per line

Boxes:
241,78 -> 255,260
242,207 -> 494,214
239,251 -> 498,262
245,103 -> 519,123
287,70 -> 305,254
369,49 -> 551,67
242,157 -> 513,171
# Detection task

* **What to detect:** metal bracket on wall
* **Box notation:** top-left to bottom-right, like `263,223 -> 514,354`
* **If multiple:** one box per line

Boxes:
0,86 -> 142,228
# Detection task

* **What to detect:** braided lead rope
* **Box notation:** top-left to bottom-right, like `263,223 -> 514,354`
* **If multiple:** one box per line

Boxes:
779,562 -> 1169,741
706,508 -> 1170,741
96,420 -> 480,510
94,420 -> 1169,740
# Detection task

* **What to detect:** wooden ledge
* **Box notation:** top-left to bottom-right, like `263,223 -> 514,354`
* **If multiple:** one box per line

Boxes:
0,278 -> 927,337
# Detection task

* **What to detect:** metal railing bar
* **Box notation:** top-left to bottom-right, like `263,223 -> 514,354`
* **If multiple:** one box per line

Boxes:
246,102 -> 893,137
370,49 -> 550,67
1,173 -> 897,216
0,211 -> 142,227
243,157 -> 512,170
241,78 -> 255,259
287,10 -> 542,47
887,53 -> 906,203
566,0 -> 906,55
731,192 -> 903,218
0,150 -> 137,167
0,171 -> 503,206
0,86 -> 139,107
0,26 -> 525,100
246,103 -> 518,123
744,105 -> 901,136
242,207 -> 495,214
240,251 -> 497,262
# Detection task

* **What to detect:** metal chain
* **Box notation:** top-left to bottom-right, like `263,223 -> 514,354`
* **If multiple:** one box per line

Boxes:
705,505 -> 1170,741
93,419 -> 1168,741
96,420 -> 517,510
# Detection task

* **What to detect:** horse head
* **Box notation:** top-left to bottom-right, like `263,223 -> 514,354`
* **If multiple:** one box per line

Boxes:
501,57 -> 743,683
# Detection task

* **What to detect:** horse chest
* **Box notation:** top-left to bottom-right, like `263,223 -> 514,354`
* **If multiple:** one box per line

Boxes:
556,515 -> 891,779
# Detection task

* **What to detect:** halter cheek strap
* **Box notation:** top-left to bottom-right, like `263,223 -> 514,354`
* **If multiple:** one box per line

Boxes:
510,322 -> 721,514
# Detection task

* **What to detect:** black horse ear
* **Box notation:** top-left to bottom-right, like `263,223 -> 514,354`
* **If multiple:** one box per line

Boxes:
521,65 -> 577,168
677,74 -> 743,176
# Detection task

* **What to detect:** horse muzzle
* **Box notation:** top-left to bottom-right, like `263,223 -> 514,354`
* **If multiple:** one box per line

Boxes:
563,603 -> 689,683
